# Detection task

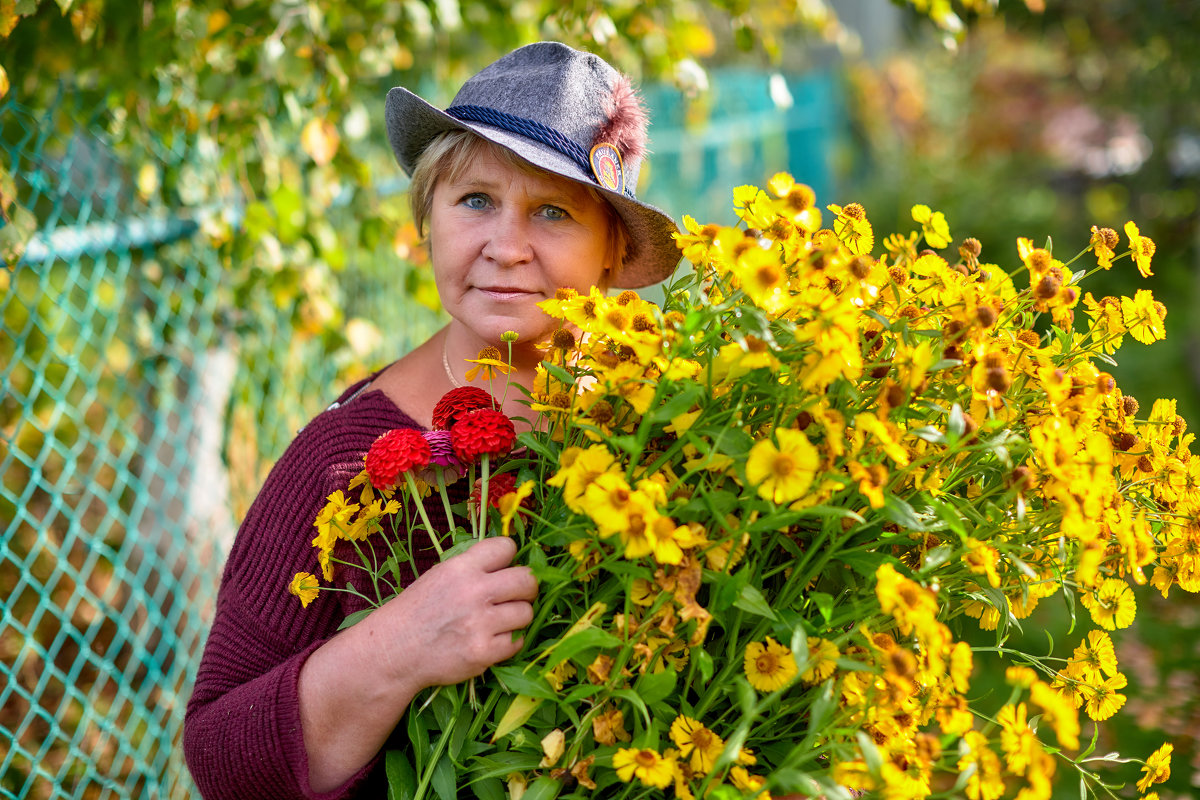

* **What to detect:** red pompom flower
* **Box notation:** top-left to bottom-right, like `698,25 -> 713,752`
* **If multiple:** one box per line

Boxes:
432,387 -> 497,431
365,428 -> 431,489
471,471 -> 518,510
451,408 -> 517,462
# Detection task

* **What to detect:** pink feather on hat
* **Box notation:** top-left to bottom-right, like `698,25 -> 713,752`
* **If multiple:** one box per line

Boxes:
594,76 -> 648,163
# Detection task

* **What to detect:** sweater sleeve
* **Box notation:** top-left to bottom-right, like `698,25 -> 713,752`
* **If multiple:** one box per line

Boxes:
184,389 -> 413,800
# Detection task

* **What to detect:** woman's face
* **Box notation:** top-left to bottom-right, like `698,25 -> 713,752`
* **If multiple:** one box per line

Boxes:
428,148 -> 611,349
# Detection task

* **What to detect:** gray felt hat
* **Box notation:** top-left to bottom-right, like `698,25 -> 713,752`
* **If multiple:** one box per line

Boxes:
385,42 -> 680,289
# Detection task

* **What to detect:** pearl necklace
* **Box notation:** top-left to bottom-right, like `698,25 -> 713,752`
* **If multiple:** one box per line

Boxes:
441,336 -> 465,389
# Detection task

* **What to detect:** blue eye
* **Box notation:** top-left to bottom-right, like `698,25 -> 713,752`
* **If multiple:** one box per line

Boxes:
462,193 -> 489,210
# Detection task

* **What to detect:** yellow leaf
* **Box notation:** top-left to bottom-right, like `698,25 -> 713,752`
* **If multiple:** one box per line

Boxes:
492,694 -> 541,742
301,117 -> 340,166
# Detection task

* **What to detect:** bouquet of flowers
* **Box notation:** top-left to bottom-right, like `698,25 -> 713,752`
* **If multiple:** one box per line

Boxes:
291,175 -> 1182,800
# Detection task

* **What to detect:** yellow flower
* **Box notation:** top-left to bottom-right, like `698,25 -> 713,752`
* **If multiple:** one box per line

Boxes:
745,428 -> 819,505
612,747 -> 676,789
998,703 -> 1037,775
912,203 -> 952,249
744,636 -> 798,692
964,539 -> 1002,588
875,563 -> 940,637
729,766 -> 771,800
498,480 -> 534,537
1125,220 -> 1156,277
829,202 -> 875,255
1069,630 -> 1118,681
464,346 -> 514,382
800,636 -> 839,683
1121,289 -> 1166,344
1080,578 -> 1137,630
1031,681 -> 1080,749
1081,672 -> 1128,721
669,715 -> 725,775
1090,225 -> 1118,269
959,730 -> 1005,800
288,572 -> 320,608
1137,743 -> 1173,793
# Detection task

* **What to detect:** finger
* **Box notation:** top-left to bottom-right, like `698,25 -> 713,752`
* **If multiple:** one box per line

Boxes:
491,630 -> 525,662
461,536 -> 518,571
486,566 -> 538,603
488,599 -> 534,633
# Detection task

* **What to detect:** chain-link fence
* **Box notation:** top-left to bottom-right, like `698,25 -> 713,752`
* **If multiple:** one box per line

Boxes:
0,86 -> 235,798
0,87 -> 443,798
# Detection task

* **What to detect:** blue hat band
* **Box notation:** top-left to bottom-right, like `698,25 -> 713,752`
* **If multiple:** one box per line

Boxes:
446,104 -> 634,199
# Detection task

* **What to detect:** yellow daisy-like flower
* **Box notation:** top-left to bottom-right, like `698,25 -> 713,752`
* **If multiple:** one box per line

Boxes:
998,703 -> 1037,775
829,202 -> 875,255
1090,225 -> 1118,269
1081,672 -> 1128,721
959,730 -> 1005,800
669,715 -> 725,775
745,428 -> 819,505
1125,220 -> 1156,277
1070,630 -> 1118,680
464,346 -> 514,382
1121,289 -> 1166,344
744,636 -> 798,692
912,203 -> 952,249
612,747 -> 676,789
1137,742 -> 1173,793
288,572 -> 320,608
800,636 -> 839,684
1080,578 -> 1137,630
1030,680 -> 1080,750
729,765 -> 771,800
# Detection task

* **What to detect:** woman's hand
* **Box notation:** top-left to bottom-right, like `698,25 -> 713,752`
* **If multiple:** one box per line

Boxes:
299,536 -> 536,792
375,535 -> 538,690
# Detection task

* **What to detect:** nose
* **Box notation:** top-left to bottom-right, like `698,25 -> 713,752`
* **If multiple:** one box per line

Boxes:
481,210 -> 533,267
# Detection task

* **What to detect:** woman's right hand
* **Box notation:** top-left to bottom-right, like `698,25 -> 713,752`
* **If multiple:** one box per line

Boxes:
370,535 -> 538,691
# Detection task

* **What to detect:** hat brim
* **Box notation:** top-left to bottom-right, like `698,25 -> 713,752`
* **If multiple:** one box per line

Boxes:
385,86 -> 681,290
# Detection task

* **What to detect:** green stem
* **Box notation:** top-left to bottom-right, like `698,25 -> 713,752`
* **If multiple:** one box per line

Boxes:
404,471 -> 444,557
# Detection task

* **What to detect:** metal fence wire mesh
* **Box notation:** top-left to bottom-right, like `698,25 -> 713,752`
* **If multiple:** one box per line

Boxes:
0,91 -> 230,799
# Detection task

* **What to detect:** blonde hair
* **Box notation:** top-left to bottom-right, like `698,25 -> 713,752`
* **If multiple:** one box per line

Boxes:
409,130 -> 630,275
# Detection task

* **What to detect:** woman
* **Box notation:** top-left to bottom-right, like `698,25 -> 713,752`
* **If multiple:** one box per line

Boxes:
183,42 -> 680,799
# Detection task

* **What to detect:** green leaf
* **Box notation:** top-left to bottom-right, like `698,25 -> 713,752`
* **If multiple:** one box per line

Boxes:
337,607 -> 375,631
408,711 -> 429,770
910,425 -> 946,444
543,362 -> 576,386
807,591 -> 834,623
386,750 -> 417,800
695,646 -> 714,683
542,627 -> 621,669
883,495 -> 928,531
635,667 -> 677,706
647,383 -> 705,425
491,666 -> 557,700
469,777 -> 506,800
520,777 -> 562,800
734,583 -> 778,620
431,754 -> 456,800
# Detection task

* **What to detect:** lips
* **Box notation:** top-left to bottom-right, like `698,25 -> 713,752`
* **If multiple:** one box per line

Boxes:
477,286 -> 539,300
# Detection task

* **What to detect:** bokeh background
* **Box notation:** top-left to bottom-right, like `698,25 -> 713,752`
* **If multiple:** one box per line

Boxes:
1,0 -> 1196,797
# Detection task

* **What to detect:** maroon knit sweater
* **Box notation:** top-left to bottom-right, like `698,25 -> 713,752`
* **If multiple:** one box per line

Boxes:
184,378 -> 444,799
